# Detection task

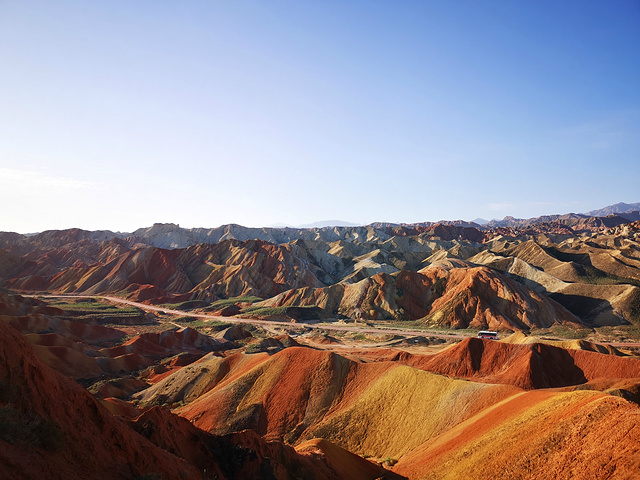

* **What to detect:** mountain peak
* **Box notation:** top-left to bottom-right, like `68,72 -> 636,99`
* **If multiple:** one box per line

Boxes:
585,202 -> 640,217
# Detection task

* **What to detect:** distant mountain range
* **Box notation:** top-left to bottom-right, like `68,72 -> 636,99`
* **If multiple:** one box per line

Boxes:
374,202 -> 640,231
273,203 -> 640,231
2,202 -> 639,244
585,202 -> 640,217
296,220 -> 362,228
483,202 -> 640,229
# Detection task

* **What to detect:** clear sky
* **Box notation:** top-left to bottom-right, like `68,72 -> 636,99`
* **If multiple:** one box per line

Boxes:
1,0 -> 639,233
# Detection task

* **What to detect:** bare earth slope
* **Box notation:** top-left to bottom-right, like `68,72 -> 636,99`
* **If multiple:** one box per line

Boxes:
133,340 -> 640,479
3,239 -> 328,303
0,315 -> 396,480
0,320 -> 202,480
394,337 -> 640,389
260,264 -> 581,331
473,236 -> 640,327
395,389 -> 640,480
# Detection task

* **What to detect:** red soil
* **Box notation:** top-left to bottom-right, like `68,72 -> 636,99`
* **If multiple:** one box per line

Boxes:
393,338 -> 640,389
98,352 -> 156,372
31,344 -> 103,379
416,264 -> 580,330
396,391 -> 640,480
296,438 -> 403,480
92,377 -> 149,399
265,265 -> 580,330
102,327 -> 220,358
142,353 -> 205,384
5,238 -> 326,302
395,390 -> 557,477
0,318 -> 365,480
99,397 -> 141,418
130,406 -> 351,480
311,334 -> 344,345
178,347 -> 399,442
0,321 -> 202,480
25,332 -> 91,350
1,313 -> 125,343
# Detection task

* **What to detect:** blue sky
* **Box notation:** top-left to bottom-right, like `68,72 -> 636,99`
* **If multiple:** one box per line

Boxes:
1,0 -> 639,233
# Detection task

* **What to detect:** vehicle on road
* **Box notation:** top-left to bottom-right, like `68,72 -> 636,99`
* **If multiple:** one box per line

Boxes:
477,330 -> 498,340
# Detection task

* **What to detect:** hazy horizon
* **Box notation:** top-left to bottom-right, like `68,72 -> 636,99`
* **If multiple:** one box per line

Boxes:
2,1 -> 639,233
6,200 -> 640,236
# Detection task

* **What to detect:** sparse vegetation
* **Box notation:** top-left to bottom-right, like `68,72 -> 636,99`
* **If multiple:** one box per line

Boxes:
240,306 -> 289,315
373,320 -> 480,337
382,457 -> 397,467
51,299 -> 142,315
158,300 -> 210,311
0,404 -> 64,451
593,324 -> 640,342
172,315 -> 198,323
240,305 -> 326,321
202,296 -> 263,311
582,272 -> 640,288
171,317 -> 231,330
4,205 -> 640,479
48,298 -> 147,324
547,325 -> 592,340
245,343 -> 266,354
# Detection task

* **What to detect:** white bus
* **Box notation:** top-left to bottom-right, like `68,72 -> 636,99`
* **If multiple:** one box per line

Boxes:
477,331 -> 498,340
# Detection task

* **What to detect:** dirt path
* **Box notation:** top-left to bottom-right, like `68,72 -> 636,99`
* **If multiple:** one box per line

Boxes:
32,294 -> 640,348
35,294 -> 469,341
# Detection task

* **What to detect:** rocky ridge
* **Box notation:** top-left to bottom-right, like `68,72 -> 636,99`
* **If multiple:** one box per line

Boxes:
2,218 -> 640,331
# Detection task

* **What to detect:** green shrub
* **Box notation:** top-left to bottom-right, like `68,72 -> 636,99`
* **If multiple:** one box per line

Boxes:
245,343 -> 266,354
205,296 -> 262,310
549,325 -> 592,339
382,457 -> 397,466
